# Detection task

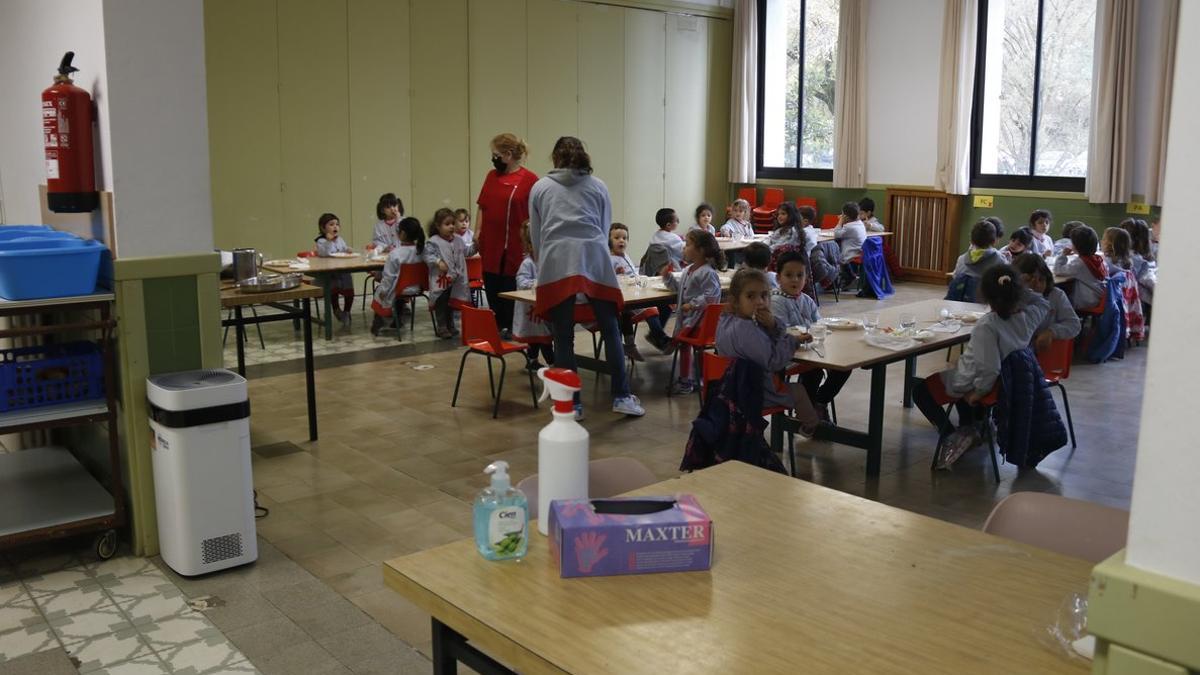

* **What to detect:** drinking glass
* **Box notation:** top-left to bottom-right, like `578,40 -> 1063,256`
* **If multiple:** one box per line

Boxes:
862,313 -> 880,333
809,322 -> 827,346
899,314 -> 917,332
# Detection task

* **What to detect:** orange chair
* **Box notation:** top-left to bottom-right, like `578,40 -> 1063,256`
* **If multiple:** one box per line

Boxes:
737,186 -> 757,208
930,384 -> 1001,481
751,188 -> 784,224
451,305 -> 539,419
1037,339 -> 1077,448
795,197 -> 818,212
820,213 -> 840,230
390,263 -> 431,335
668,304 -> 726,397
702,352 -> 798,474
466,255 -> 485,307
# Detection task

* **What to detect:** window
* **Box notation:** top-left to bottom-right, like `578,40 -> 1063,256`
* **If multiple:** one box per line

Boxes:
971,0 -> 1097,191
756,0 -> 840,180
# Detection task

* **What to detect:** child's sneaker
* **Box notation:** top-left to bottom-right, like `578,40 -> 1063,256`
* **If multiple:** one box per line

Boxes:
435,326 -> 453,339
525,358 -> 545,373
624,342 -> 645,362
669,379 -> 695,396
937,428 -> 980,469
612,395 -> 645,417
370,314 -> 384,336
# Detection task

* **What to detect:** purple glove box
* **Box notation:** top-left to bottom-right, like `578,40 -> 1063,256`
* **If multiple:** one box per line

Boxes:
547,495 -> 713,578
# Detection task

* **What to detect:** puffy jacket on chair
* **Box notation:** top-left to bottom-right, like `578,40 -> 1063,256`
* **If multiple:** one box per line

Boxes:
680,358 -> 787,474
945,274 -> 979,303
639,243 -> 672,277
857,236 -> 894,299
1086,276 -> 1126,363
994,348 -> 1068,468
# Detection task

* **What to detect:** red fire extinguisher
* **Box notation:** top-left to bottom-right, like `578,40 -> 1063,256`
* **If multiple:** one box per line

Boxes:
42,51 -> 98,213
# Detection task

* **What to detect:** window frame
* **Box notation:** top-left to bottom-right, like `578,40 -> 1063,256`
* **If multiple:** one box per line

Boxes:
755,0 -> 835,182
969,0 -> 1088,192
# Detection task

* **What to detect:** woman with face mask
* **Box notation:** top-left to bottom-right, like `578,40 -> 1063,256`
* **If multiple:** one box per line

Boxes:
474,133 -> 539,336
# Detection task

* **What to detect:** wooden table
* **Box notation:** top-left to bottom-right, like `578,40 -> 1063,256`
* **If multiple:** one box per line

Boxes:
220,282 -> 322,440
383,461 -> 1090,674
263,257 -> 385,340
717,230 -> 891,252
779,298 -> 987,476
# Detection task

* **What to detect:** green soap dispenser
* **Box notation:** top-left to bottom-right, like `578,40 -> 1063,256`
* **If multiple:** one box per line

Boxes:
473,461 -> 528,561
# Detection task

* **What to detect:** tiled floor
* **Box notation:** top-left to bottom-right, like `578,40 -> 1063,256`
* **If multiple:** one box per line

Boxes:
6,280 -> 1146,672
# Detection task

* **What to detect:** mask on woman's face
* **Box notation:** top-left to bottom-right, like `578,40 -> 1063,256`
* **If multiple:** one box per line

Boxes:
491,155 -> 507,172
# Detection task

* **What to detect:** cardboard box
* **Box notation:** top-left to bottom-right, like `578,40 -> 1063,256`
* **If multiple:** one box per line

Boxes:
547,495 -> 713,578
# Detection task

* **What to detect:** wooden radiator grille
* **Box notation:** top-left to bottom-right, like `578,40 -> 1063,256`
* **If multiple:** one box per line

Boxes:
885,190 -> 962,283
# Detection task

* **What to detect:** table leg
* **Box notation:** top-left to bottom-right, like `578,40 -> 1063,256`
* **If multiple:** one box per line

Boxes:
291,300 -> 301,332
430,618 -> 515,675
903,355 -> 916,408
303,298 -> 317,441
431,618 -> 457,675
770,411 -> 784,454
233,306 -> 246,377
322,275 -> 334,341
866,364 -> 886,476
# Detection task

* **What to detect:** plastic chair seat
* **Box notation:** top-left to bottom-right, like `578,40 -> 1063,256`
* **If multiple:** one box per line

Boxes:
465,338 -> 529,356
820,214 -> 839,230
630,307 -> 659,323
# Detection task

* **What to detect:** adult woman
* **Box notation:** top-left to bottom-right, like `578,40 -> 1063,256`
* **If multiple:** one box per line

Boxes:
529,137 -> 644,418
474,133 -> 538,335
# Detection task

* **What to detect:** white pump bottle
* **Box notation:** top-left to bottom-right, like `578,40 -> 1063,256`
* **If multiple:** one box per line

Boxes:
535,367 -> 588,535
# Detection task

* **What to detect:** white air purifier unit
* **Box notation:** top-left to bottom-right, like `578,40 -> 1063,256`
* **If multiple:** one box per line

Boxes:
147,369 -> 258,576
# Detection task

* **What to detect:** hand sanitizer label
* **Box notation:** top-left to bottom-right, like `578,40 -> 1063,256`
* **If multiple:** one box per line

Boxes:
488,506 -> 526,556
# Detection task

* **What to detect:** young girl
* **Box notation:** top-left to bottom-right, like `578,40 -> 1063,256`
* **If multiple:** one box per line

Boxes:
721,199 -> 755,239
1000,227 -> 1034,263
690,203 -> 717,235
454,208 -> 475,254
608,223 -> 647,362
664,230 -> 725,395
715,268 -> 820,437
315,213 -> 355,329
1027,209 -> 1054,257
1120,219 -> 1156,304
424,208 -> 470,338
514,221 -> 554,369
371,193 -> 404,252
1053,224 -> 1107,310
371,217 -> 426,335
911,265 -> 1049,460
649,207 -> 685,268
770,250 -> 849,420
768,202 -> 803,253
1013,252 -> 1080,351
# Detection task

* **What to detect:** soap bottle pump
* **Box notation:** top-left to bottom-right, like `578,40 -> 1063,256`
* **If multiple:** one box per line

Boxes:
535,367 -> 588,536
473,461 -> 528,561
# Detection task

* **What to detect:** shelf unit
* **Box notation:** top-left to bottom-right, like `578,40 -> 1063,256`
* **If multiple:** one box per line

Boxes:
0,291 -> 124,559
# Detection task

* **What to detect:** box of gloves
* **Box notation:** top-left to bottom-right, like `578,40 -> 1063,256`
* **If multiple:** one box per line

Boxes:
547,495 -> 713,578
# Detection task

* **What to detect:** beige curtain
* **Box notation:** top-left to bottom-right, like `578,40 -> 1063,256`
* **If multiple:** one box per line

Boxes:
728,0 -> 758,184
1144,0 -> 1178,205
832,0 -> 867,188
1087,0 -> 1139,204
934,0 -> 977,195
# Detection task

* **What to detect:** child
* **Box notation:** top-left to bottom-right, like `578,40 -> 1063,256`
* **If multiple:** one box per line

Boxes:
857,197 -> 885,232
315,213 -> 355,329
1000,227 -> 1034,263
424,207 -> 470,338
1102,227 -> 1133,273
1150,215 -> 1160,261
771,250 -> 850,421
911,265 -> 1049,459
1013,253 -> 1081,351
690,203 -> 717,235
721,199 -> 755,239
1119,219 -> 1156,304
454,208 -> 475,254
664,230 -> 725,395
832,201 -> 865,290
371,217 -> 425,335
371,193 -> 404,252
1053,221 -> 1082,257
715,268 -> 820,437
985,216 -> 1006,240
952,220 -> 1003,281
742,242 -> 776,289
1053,224 -> 1107,311
798,205 -> 819,259
768,202 -> 803,252
514,221 -> 554,369
608,222 -> 647,361
1027,209 -> 1054,257
650,207 -> 685,268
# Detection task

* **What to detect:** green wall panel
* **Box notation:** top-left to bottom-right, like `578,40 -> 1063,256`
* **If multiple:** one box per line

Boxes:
704,18 -> 733,206
468,0 -> 529,206
623,8 -> 667,255
141,276 -> 202,375
410,0 -> 470,217
526,0 -> 579,179
959,195 -> 1157,252
664,13 -> 710,219
578,3 -> 626,233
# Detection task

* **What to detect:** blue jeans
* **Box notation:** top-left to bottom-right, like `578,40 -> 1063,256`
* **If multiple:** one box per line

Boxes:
549,297 -> 630,402
646,304 -> 673,341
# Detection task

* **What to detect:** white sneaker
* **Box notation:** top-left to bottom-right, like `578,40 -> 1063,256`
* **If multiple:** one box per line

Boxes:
612,395 -> 645,417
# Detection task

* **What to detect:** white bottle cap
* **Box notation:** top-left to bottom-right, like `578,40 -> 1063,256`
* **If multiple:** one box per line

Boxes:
484,461 -> 511,491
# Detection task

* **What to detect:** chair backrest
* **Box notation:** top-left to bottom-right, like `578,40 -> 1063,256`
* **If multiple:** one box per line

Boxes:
460,305 -> 503,349
396,262 -> 429,294
297,250 -> 314,258
820,214 -> 839,230
701,351 -> 734,402
983,492 -> 1129,563
572,303 -> 597,325
761,188 -> 784,210
795,197 -> 818,211
516,457 -> 660,520
466,255 -> 483,281
737,186 -> 757,207
1037,338 -> 1073,382
696,303 -> 727,345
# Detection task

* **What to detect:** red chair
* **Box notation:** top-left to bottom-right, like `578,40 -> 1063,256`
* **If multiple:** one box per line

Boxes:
668,304 -> 725,397
737,186 -> 758,208
466,255 -> 485,307
296,250 -> 315,258
795,197 -> 818,211
451,305 -> 539,419
702,352 -> 798,475
820,214 -> 840,230
1037,339 -> 1077,449
930,384 -> 1001,482
388,263 -> 431,336
751,188 -> 783,221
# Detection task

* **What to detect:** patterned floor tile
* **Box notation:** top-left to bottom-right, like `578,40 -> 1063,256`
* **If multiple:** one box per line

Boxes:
0,622 -> 59,664
0,596 -> 44,635
62,628 -> 149,674
89,654 -> 169,675
48,605 -> 130,644
156,635 -> 254,674
134,614 -> 223,651
32,582 -> 113,619
90,557 -> 159,582
114,589 -> 193,624
22,567 -> 98,599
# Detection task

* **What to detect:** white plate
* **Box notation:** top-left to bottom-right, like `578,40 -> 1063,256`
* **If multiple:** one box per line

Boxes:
820,317 -> 860,330
329,251 -> 357,258
264,259 -> 295,267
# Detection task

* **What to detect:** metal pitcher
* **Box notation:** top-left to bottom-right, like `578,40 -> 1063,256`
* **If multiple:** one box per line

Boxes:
232,248 -> 262,283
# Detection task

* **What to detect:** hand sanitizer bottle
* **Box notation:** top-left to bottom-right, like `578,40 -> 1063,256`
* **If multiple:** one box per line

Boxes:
473,461 -> 528,561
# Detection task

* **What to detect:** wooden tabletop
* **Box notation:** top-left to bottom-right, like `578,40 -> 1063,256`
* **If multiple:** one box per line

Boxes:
500,272 -> 734,308
384,462 -> 1090,674
716,234 -> 769,251
791,298 -> 987,371
220,281 -> 323,307
816,229 -> 892,241
263,255 -> 385,275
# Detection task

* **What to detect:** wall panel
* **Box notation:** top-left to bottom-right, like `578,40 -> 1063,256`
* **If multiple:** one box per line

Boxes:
578,3 -> 627,234
526,0 -> 579,178
622,8 -> 666,254
468,0 -> 528,206
665,13 -> 710,215
410,0 -> 470,217
704,15 -> 733,204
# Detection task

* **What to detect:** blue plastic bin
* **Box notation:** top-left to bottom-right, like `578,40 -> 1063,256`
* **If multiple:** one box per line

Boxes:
0,239 -> 106,300
0,237 -> 87,251
0,341 -> 104,412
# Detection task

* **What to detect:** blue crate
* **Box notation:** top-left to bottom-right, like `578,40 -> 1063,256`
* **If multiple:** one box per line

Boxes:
0,239 -> 105,300
0,342 -> 105,413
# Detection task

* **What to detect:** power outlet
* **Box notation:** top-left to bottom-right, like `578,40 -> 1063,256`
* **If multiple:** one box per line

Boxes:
973,195 -> 994,208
